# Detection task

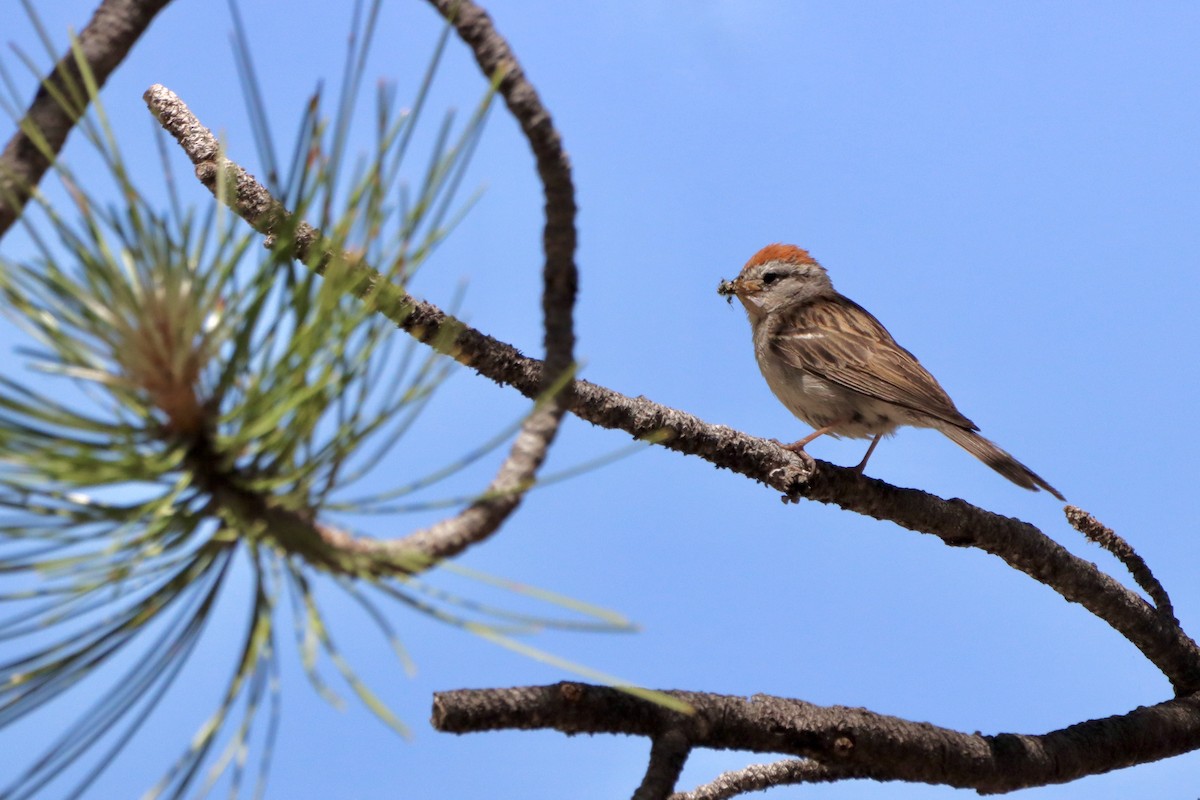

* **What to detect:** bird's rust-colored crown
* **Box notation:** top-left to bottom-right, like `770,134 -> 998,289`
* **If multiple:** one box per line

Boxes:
743,243 -> 816,272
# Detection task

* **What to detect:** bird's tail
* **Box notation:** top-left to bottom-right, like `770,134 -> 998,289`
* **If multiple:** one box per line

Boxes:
941,426 -> 1065,501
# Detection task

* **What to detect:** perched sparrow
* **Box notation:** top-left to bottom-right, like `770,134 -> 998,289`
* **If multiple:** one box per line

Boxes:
718,244 -> 1064,500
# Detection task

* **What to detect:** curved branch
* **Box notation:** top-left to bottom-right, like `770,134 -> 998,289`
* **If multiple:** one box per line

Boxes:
432,682 -> 1200,795
393,0 -> 577,557
143,82 -> 1200,693
145,0 -> 583,569
0,0 -> 172,239
422,0 -> 577,381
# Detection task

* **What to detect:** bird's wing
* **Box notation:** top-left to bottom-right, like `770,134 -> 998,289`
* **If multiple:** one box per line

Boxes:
769,295 -> 978,430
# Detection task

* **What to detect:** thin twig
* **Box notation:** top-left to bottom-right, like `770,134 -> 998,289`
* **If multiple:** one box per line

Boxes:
1066,505 -> 1176,624
671,758 -> 883,800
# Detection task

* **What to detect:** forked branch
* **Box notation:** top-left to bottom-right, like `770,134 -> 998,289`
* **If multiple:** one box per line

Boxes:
433,682 -> 1200,797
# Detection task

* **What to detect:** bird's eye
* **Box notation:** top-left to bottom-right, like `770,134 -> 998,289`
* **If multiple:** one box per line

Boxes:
762,271 -> 780,285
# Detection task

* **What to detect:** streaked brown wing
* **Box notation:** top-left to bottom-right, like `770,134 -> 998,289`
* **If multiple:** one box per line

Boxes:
769,295 -> 977,430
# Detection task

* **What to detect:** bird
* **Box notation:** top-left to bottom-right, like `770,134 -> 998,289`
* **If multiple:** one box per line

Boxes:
717,243 -> 1064,500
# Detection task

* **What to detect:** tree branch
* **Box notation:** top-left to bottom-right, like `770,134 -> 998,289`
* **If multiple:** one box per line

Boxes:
671,759 -> 884,800
1066,504 -> 1176,624
0,0 -> 172,239
392,0 -> 578,557
146,0 -> 584,572
432,682 -> 1200,795
421,0 -> 577,382
143,81 -> 1200,694
635,730 -> 691,800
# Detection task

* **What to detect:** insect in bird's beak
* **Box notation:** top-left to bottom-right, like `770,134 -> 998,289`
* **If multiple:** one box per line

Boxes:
717,278 -> 737,303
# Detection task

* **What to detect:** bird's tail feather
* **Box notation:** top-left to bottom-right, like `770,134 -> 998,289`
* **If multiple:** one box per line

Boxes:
941,426 -> 1065,501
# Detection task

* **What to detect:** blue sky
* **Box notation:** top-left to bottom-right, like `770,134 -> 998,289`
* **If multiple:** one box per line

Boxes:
2,1 -> 1199,798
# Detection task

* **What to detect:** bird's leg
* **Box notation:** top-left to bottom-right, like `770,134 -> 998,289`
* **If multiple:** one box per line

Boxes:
781,423 -> 841,453
853,433 -> 883,473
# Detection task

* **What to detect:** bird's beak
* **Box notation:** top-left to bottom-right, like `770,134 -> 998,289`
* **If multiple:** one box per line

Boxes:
717,276 -> 761,301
